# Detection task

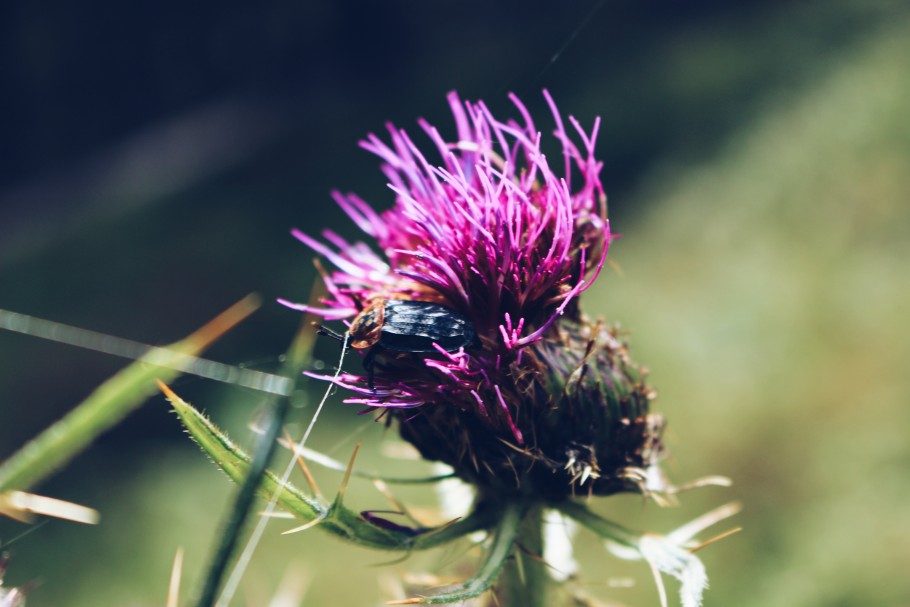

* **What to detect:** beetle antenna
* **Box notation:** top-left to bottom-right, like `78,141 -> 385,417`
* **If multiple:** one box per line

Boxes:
313,322 -> 345,342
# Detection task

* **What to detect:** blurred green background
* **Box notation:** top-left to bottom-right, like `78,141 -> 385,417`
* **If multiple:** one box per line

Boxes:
2,0 -> 909,605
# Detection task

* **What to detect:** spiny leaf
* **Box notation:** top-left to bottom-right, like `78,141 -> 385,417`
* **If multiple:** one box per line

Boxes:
165,384 -> 494,551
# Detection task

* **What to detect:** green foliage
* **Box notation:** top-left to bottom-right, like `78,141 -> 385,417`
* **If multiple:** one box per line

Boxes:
0,298 -> 257,494
166,384 -> 495,551
408,502 -> 524,605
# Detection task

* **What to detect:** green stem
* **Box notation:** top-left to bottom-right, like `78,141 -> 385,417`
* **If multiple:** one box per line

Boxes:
194,310 -> 316,607
491,504 -> 549,607
414,501 -> 525,604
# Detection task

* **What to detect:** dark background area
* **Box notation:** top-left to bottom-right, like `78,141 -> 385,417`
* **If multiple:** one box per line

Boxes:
1,1 -> 909,605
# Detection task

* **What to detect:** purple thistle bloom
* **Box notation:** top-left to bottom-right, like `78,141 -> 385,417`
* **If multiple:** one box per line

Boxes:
285,92 -> 664,497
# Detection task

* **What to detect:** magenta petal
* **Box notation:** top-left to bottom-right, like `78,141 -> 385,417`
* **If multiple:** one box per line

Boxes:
287,91 -> 611,425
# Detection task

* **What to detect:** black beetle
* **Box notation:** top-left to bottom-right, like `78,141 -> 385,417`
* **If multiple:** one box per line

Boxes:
318,298 -> 477,388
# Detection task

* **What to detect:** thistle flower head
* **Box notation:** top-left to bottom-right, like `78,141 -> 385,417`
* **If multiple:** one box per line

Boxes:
288,92 -> 665,498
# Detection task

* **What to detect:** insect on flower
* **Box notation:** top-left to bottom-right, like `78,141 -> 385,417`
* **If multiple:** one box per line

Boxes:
317,297 -> 478,389
160,89 -> 736,607
285,90 -> 666,496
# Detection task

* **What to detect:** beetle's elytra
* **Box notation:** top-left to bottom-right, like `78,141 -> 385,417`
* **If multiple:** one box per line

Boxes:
317,298 -> 478,388
349,298 -> 477,353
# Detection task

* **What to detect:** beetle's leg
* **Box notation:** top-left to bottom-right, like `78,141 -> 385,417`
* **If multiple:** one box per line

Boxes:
363,349 -> 376,391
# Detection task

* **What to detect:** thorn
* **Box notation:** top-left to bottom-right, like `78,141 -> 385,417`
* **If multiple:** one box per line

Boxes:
286,274 -> 327,365
166,547 -> 184,607
647,558 -> 669,607
156,379 -> 179,403
689,526 -> 743,554
282,430 -> 323,499
669,475 -> 733,494
282,515 -> 326,535
335,443 -> 362,504
669,501 -> 742,543
514,542 -> 549,566
372,479 -> 423,527
186,294 -> 261,350
386,598 -> 424,605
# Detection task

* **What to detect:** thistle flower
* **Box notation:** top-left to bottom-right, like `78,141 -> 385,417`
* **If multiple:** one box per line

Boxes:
284,91 -> 666,499
163,91 -> 736,607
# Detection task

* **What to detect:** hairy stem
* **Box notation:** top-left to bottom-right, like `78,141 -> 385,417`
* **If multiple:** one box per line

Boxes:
408,500 -> 525,605
490,505 -> 549,607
